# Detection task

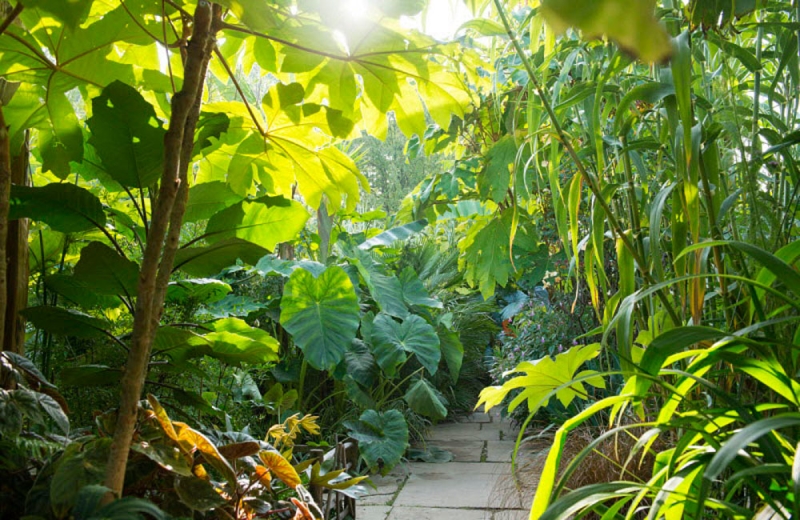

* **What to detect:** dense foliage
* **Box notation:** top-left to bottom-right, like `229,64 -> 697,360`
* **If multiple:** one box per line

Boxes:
1,0 -> 800,519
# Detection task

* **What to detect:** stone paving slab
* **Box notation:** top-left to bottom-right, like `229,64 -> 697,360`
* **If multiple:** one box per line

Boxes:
358,505 -> 392,520
390,507 -> 491,520
492,510 -> 529,520
411,440 -> 485,462
464,412 -> 492,423
485,441 -> 518,463
359,468 -> 408,505
393,462 -> 507,509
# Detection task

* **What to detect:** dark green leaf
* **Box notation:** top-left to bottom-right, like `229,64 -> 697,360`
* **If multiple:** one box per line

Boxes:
371,313 -> 440,377
404,378 -> 448,420
174,238 -> 268,277
21,306 -> 109,339
87,81 -> 165,189
9,184 -> 106,233
345,409 -> 408,475
73,242 -> 139,298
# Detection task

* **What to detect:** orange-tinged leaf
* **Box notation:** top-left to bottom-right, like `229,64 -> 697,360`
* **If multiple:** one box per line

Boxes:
254,465 -> 272,486
259,450 -> 301,489
193,463 -> 208,479
291,498 -> 315,520
175,423 -> 237,487
147,394 -> 178,441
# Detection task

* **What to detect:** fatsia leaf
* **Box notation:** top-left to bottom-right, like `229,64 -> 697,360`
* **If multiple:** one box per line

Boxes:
345,409 -> 408,475
280,266 -> 360,371
404,378 -> 448,420
73,242 -> 139,298
541,0 -> 672,63
87,81 -> 166,189
205,196 -> 309,250
476,344 -> 604,414
370,313 -> 440,377
173,238 -> 268,277
9,184 -> 106,233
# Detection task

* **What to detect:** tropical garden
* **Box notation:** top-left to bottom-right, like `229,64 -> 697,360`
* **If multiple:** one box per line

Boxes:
0,0 -> 799,518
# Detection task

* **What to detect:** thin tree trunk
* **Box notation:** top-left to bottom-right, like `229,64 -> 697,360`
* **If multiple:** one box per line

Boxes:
5,132 -> 28,353
0,105 -> 12,353
103,1 -> 219,498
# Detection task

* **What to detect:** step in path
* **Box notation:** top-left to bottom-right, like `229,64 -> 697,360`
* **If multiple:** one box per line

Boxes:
356,411 -> 532,520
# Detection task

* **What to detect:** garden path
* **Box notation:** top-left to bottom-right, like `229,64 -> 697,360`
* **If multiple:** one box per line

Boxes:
356,410 -> 536,520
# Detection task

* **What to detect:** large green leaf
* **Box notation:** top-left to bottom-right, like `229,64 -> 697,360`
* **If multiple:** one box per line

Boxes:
280,266 -> 360,371
438,327 -> 464,383
370,313 -> 440,377
184,181 -> 243,223
87,81 -> 166,189
173,238 -> 268,277
479,135 -> 516,203
9,184 -> 106,233
73,242 -> 139,298
205,196 -> 309,250
686,0 -> 758,29
343,339 -> 379,387
21,306 -> 110,339
345,409 -> 408,475
60,365 -> 122,388
204,318 -> 279,366
166,278 -> 232,305
358,219 -> 428,250
50,439 -> 111,514
399,267 -> 442,309
541,0 -> 672,63
404,378 -> 448,420
18,0 -> 94,30
45,275 -> 120,310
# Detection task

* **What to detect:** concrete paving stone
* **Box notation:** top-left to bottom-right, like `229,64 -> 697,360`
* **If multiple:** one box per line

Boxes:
427,422 -> 500,442
357,505 -> 392,520
411,440 -> 485,462
485,441 -> 518,463
465,412 -> 492,423
393,463 -> 507,509
359,471 -> 408,505
389,507 -> 491,520
479,421 -> 517,441
492,510 -> 529,520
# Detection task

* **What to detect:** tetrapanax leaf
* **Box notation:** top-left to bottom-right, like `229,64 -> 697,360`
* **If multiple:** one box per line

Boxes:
541,0 -> 672,63
87,81 -> 165,189
280,266 -> 360,371
9,184 -> 106,233
370,313 -> 440,377
19,0 -> 94,29
479,135 -> 517,203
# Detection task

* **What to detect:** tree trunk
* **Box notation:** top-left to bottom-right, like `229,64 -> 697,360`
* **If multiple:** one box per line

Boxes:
0,105 -> 11,353
5,133 -> 29,354
103,1 -> 220,499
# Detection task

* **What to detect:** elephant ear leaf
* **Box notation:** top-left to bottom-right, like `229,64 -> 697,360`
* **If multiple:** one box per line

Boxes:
280,266 -> 360,371
370,313 -> 440,377
345,409 -> 408,475
404,378 -> 448,420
